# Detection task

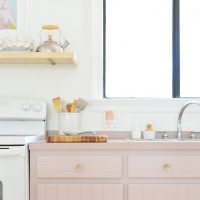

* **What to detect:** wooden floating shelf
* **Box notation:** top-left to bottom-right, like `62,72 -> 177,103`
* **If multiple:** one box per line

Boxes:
0,52 -> 77,65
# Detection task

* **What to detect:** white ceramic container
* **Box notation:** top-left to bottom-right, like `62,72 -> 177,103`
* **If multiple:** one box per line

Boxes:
143,131 -> 156,140
59,113 -> 80,135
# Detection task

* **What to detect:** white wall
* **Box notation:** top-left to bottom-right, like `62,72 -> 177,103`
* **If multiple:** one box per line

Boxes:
0,0 -> 200,133
0,0 -> 93,130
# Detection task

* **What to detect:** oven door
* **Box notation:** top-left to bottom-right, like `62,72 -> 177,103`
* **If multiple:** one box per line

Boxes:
0,146 -> 27,200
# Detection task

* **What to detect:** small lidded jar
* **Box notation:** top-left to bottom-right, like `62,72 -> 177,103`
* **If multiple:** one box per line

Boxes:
143,124 -> 156,140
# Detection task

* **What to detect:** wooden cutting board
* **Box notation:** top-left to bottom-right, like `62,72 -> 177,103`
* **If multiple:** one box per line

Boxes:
47,135 -> 108,143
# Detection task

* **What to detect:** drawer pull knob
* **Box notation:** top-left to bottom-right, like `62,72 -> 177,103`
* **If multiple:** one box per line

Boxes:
75,164 -> 84,172
163,164 -> 171,172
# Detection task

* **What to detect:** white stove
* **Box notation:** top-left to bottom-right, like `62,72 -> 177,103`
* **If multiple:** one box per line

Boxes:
0,135 -> 41,145
0,98 -> 47,200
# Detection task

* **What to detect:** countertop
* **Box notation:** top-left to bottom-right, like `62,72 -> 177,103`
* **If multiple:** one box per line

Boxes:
29,139 -> 200,150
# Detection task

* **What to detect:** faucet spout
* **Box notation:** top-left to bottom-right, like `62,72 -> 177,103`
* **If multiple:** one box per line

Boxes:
177,100 -> 200,139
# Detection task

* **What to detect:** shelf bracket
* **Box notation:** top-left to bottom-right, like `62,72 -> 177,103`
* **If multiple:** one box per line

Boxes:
47,58 -> 56,65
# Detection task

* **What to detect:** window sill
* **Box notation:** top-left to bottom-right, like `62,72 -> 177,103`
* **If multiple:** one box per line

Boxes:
90,98 -> 200,113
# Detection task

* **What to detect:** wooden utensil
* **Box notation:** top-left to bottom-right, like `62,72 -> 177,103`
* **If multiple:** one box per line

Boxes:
71,99 -> 79,112
66,103 -> 72,112
52,97 -> 62,112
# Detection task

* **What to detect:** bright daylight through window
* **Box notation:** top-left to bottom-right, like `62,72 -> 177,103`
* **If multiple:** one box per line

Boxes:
104,0 -> 200,98
105,0 -> 172,98
180,0 -> 200,97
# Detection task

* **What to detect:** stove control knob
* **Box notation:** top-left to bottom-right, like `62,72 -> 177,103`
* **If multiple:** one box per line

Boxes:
21,102 -> 31,111
32,103 -> 42,112
0,102 -> 9,112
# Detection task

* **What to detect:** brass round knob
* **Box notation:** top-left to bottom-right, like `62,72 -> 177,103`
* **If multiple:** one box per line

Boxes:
163,164 -> 171,172
75,164 -> 84,172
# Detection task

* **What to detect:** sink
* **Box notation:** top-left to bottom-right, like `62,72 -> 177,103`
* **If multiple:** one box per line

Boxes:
125,138 -> 200,143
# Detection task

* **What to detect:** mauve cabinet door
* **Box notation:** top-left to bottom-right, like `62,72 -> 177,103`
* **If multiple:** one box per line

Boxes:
37,184 -> 123,200
128,184 -> 200,200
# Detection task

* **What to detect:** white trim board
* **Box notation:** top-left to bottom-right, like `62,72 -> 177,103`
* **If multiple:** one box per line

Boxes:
90,98 -> 200,113
90,0 -> 104,99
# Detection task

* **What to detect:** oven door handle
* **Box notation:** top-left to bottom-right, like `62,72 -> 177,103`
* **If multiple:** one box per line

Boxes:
0,146 -> 25,157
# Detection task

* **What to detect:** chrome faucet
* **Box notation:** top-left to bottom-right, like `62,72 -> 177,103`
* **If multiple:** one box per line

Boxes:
177,100 -> 200,139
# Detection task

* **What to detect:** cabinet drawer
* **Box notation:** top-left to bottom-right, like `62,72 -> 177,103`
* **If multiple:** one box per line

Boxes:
128,155 -> 200,178
37,156 -> 122,178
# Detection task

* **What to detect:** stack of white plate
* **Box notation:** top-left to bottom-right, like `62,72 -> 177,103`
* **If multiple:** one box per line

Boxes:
0,36 -> 34,52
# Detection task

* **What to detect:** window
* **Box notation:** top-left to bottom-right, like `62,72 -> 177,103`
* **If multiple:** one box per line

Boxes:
104,0 -> 172,98
180,0 -> 200,97
104,0 -> 200,98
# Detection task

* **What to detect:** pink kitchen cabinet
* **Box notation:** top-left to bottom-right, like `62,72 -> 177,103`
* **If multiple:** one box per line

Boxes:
29,142 -> 200,200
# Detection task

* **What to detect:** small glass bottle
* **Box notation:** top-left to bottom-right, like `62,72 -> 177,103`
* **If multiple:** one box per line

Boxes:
131,118 -> 141,139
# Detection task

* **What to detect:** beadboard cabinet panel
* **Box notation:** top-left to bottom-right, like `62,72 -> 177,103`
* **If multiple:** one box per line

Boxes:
37,184 -> 123,200
189,184 -> 200,200
128,184 -> 200,200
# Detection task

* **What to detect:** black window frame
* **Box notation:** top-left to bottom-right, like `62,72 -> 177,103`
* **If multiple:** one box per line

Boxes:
103,0 -> 181,98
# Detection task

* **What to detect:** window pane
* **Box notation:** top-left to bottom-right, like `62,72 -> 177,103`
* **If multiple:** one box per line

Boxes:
105,0 -> 172,98
180,0 -> 200,97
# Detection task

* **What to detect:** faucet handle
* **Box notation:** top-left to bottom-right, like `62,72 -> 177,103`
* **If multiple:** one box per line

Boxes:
190,131 -> 196,140
162,131 -> 168,139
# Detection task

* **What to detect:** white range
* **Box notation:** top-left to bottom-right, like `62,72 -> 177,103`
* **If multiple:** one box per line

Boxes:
0,98 -> 47,200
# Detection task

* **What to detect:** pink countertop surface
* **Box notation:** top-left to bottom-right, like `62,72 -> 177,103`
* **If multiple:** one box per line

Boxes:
29,139 -> 200,150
